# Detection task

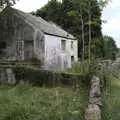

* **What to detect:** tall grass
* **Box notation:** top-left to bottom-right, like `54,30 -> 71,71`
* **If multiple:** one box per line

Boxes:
102,72 -> 120,120
63,60 -> 97,76
0,85 -> 88,120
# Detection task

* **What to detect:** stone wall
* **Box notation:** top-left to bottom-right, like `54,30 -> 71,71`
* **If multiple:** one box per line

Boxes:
0,8 -> 45,63
85,76 -> 102,120
0,66 -> 90,87
0,8 -> 34,61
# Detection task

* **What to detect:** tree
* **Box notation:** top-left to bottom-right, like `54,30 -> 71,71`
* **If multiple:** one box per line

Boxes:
67,1 -> 86,61
71,0 -> 102,61
98,0 -> 111,8
36,0 -> 62,26
0,0 -> 17,7
102,36 -> 118,60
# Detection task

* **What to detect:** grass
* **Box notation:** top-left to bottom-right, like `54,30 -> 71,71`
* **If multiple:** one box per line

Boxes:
63,61 -> 95,76
103,72 -> 120,120
0,85 -> 88,120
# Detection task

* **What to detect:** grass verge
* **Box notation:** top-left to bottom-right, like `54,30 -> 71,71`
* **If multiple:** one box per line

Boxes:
102,72 -> 120,120
0,85 -> 88,120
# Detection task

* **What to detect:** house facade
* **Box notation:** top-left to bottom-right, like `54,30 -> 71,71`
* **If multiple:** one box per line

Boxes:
0,7 -> 78,69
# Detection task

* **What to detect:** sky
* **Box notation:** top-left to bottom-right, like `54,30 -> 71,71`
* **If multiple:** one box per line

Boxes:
102,0 -> 120,48
14,0 -> 120,48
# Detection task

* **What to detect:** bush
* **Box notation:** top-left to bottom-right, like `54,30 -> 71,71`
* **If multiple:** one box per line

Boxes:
12,66 -> 91,87
65,60 -> 98,74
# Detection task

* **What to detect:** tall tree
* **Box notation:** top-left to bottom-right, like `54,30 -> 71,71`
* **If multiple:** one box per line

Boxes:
36,0 -> 62,26
103,35 -> 118,60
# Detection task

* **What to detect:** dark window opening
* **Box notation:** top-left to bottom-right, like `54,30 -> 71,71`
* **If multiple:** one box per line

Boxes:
71,41 -> 74,49
71,56 -> 74,62
0,42 -> 6,49
61,40 -> 66,50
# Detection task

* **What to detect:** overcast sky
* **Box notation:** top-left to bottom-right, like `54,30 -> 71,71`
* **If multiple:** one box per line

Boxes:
14,0 -> 120,48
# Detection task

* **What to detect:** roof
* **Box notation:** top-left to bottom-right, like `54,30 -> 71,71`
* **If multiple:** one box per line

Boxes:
3,7 -> 76,40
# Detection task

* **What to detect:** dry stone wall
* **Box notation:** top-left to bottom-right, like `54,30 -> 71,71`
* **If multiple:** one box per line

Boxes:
85,76 -> 102,120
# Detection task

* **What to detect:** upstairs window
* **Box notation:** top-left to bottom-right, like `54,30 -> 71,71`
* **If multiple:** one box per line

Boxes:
71,41 -> 74,49
0,42 -> 6,49
71,56 -> 74,63
61,40 -> 66,50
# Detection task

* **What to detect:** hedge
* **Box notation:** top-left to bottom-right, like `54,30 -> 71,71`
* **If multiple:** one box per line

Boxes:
12,66 -> 91,87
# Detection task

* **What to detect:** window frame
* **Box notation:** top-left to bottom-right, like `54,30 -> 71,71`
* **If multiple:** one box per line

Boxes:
61,39 -> 66,50
71,41 -> 74,49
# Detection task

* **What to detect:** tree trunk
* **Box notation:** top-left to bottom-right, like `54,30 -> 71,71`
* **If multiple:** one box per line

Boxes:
88,2 -> 92,63
81,15 -> 85,61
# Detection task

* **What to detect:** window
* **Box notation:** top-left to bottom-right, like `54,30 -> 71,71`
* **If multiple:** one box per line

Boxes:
71,56 -> 74,62
61,40 -> 66,50
71,41 -> 74,49
0,42 -> 6,49
0,42 -> 6,54
16,40 -> 24,60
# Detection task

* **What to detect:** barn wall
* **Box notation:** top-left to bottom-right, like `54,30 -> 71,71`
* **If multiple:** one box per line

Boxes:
33,30 -> 45,65
0,8 -> 35,61
44,34 -> 78,69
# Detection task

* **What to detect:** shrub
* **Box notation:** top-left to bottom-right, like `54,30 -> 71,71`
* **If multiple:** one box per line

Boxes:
64,60 -> 97,75
12,66 -> 91,87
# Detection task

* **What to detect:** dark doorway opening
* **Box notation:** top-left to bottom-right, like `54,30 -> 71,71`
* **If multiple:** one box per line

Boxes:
71,56 -> 74,62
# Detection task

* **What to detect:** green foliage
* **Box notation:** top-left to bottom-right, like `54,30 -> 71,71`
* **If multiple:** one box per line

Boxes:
64,60 -> 95,75
0,0 -> 16,6
62,60 -> 101,85
12,66 -> 91,86
102,71 -> 120,120
117,48 -> 120,57
0,85 -> 88,120
36,0 -> 62,25
98,0 -> 110,8
102,35 -> 118,60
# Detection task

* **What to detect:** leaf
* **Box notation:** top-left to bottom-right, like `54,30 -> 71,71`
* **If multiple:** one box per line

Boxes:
67,10 -> 80,17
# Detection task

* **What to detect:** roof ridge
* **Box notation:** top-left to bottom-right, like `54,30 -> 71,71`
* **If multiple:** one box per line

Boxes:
4,7 -> 76,40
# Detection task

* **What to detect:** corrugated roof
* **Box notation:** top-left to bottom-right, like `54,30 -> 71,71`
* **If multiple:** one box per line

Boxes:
9,7 -> 76,40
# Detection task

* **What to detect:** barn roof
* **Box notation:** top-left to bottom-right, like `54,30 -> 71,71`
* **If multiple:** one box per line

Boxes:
2,7 -> 76,40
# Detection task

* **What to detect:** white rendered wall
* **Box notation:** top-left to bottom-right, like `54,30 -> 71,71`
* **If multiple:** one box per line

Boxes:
44,34 -> 78,69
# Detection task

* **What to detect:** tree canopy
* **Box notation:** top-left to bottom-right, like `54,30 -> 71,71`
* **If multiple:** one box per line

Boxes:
102,35 -> 118,60
0,0 -> 16,7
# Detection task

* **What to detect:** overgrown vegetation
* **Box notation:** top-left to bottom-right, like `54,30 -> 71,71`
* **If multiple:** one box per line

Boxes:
12,65 -> 91,87
0,85 -> 88,120
0,0 -> 119,119
102,70 -> 120,120
64,60 -> 97,76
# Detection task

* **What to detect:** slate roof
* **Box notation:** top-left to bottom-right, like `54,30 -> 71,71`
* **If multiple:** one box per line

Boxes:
6,7 -> 76,40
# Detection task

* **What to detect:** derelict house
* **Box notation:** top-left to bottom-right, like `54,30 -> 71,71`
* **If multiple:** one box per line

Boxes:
0,7 -> 78,69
